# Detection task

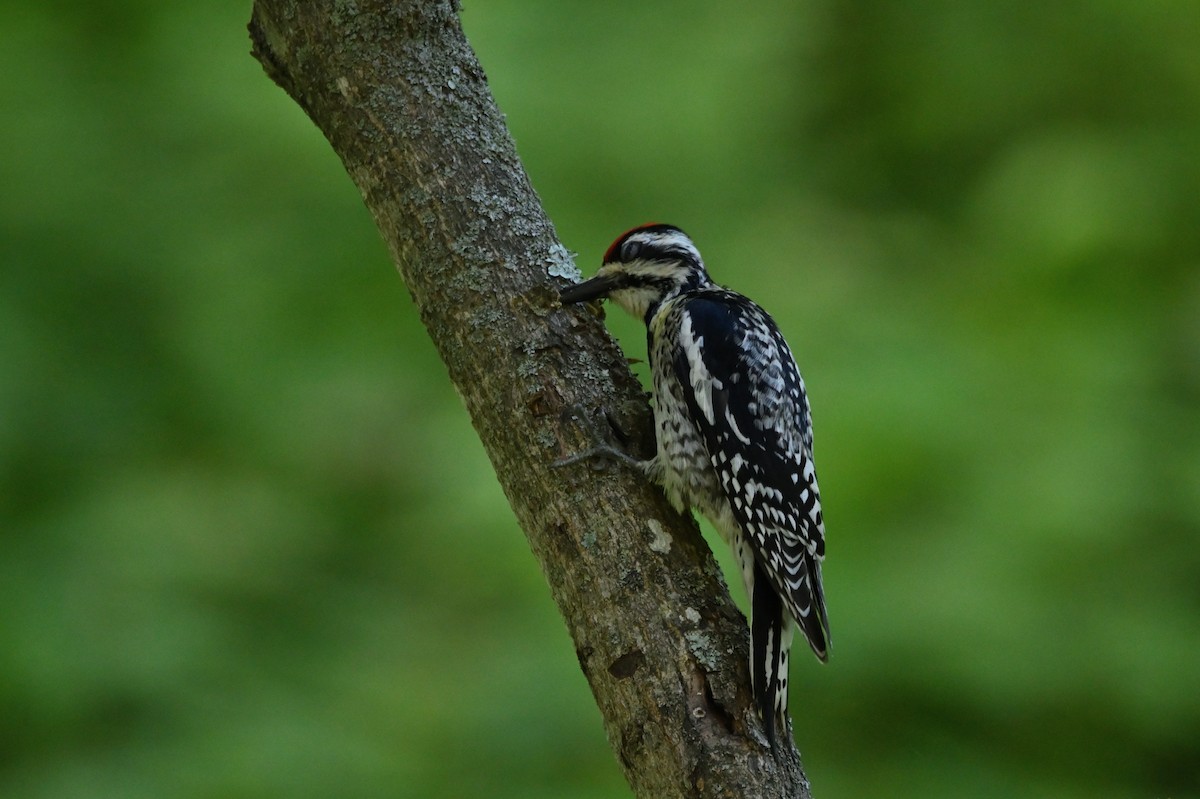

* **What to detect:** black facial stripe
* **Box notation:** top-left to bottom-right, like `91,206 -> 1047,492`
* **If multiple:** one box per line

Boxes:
648,246 -> 695,264
624,273 -> 676,291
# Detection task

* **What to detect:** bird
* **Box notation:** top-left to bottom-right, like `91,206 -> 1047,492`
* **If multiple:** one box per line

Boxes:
558,223 -> 829,746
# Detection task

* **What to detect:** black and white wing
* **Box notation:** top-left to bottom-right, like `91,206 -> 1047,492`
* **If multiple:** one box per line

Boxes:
671,291 -> 830,658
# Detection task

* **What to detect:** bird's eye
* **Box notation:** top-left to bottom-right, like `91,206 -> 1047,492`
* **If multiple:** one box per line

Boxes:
621,239 -> 643,261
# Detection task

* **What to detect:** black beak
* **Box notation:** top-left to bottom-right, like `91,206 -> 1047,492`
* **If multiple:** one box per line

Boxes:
559,274 -> 620,305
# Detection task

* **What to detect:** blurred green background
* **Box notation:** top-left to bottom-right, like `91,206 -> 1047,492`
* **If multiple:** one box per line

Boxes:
3,1 -> 1198,797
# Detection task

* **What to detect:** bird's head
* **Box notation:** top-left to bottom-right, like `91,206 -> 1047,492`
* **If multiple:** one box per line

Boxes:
559,224 -> 711,323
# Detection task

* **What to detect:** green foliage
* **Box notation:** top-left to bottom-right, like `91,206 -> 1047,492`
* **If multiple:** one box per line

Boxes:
2,1 -> 1198,797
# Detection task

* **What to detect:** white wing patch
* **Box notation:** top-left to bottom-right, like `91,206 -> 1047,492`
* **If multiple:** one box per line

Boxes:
679,311 -> 723,426
724,404 -> 752,445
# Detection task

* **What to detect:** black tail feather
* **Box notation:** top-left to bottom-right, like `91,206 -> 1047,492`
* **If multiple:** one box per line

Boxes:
751,560 -> 786,746
798,555 -> 830,662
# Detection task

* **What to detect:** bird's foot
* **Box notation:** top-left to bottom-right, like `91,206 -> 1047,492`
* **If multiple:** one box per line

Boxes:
554,402 -> 650,471
553,443 -> 643,470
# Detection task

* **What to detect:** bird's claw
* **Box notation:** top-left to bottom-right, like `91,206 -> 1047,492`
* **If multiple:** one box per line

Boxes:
552,444 -> 642,470
555,402 -> 645,471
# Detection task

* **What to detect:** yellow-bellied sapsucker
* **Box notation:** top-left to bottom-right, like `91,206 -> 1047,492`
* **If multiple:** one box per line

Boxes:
559,223 -> 829,745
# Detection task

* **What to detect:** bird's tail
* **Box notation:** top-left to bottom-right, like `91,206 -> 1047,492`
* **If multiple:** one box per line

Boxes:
795,556 -> 830,663
751,560 -> 794,746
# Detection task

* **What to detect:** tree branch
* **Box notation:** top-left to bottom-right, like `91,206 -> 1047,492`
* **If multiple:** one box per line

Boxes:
248,2 -> 813,796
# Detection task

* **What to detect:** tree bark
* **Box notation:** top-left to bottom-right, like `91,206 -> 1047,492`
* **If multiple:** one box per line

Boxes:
248,2 -> 813,796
